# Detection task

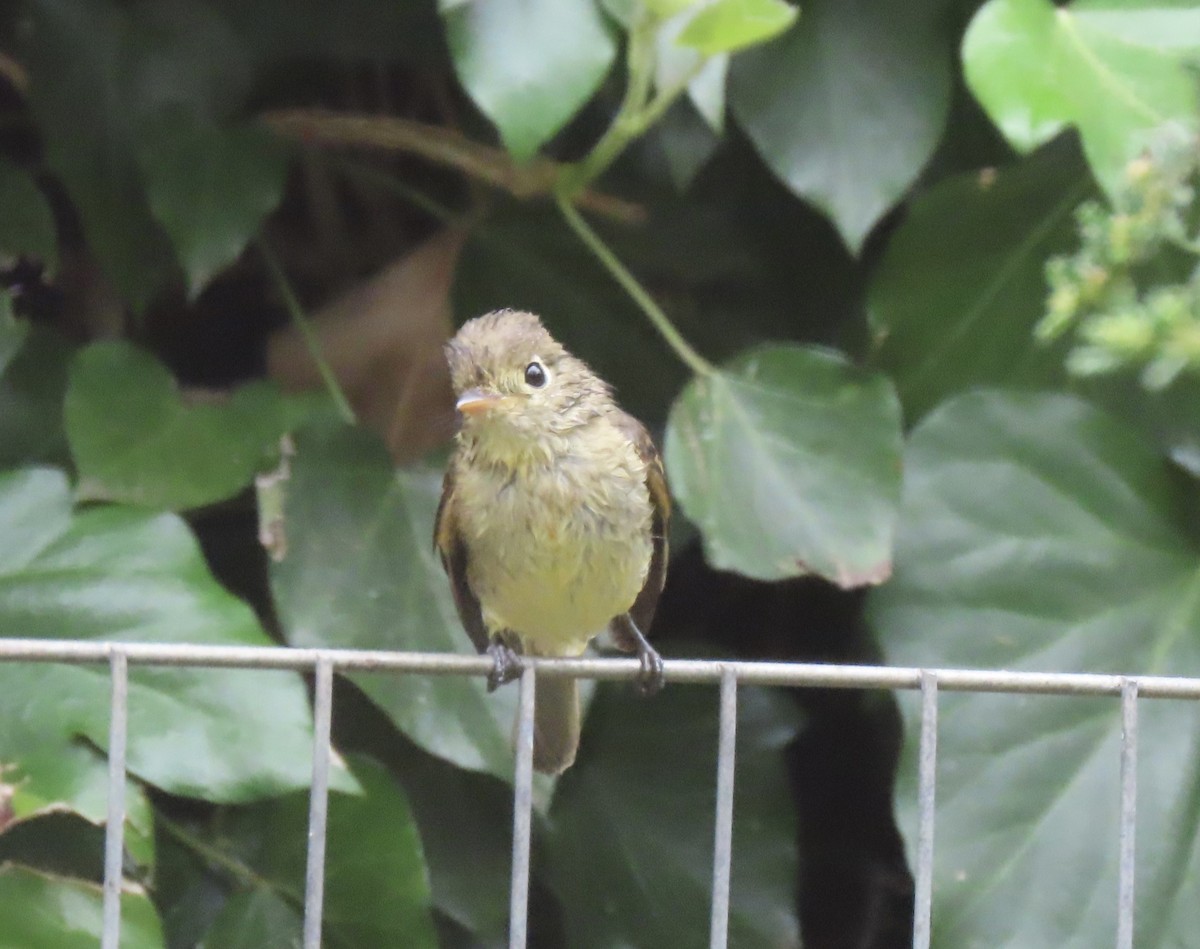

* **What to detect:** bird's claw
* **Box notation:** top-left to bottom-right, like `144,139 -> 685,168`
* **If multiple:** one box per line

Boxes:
636,643 -> 665,696
486,639 -> 523,692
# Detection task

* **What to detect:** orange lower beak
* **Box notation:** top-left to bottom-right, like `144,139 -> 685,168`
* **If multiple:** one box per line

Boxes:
456,388 -> 502,416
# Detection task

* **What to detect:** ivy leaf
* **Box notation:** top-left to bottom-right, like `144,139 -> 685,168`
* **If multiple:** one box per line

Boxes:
269,423 -> 522,782
0,160 -> 57,273
65,341 -> 290,511
136,119 -> 288,298
0,865 -> 164,948
664,345 -> 903,585
870,390 -> 1200,947
444,0 -> 616,160
868,137 -> 1095,420
0,467 -> 341,805
730,0 -> 953,251
963,0 -> 1200,196
548,682 -> 803,947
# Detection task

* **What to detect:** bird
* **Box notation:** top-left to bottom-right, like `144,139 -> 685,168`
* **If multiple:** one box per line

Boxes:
434,309 -> 669,774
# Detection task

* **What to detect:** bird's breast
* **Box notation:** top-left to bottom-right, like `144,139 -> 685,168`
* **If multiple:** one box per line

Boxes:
456,437 -> 654,655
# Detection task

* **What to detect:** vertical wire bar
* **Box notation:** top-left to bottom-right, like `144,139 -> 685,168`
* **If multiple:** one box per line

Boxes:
509,666 -> 537,949
302,658 -> 335,949
1116,678 -> 1139,949
709,667 -> 739,949
101,649 -> 129,949
913,671 -> 939,949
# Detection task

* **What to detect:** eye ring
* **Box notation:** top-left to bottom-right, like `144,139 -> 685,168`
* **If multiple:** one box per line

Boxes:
524,361 -> 547,388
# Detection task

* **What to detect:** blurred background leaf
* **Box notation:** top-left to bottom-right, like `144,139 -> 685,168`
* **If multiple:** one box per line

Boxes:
65,341 -> 290,510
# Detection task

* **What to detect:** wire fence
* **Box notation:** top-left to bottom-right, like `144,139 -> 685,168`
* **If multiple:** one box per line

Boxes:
0,637 -> 1181,949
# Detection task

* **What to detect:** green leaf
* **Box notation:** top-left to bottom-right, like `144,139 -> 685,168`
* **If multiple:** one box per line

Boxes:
869,137 -> 1096,420
547,682 -> 802,948
0,326 -> 73,470
963,0 -> 1200,197
444,0 -> 617,160
869,390 -> 1200,947
730,0 -> 954,251
0,160 -> 57,273
137,119 -> 288,297
268,423 -> 521,781
0,864 -> 164,948
677,0 -> 799,54
211,756 -> 437,948
0,467 -> 336,805
664,345 -> 903,585
65,341 -> 289,510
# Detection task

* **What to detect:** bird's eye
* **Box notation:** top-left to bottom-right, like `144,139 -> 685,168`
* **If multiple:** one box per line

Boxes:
524,361 -> 547,388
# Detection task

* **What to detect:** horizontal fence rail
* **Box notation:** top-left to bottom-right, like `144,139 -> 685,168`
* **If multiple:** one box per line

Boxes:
0,637 -> 1167,948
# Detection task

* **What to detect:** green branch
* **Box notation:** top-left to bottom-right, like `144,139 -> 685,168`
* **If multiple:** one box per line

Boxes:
557,192 -> 713,377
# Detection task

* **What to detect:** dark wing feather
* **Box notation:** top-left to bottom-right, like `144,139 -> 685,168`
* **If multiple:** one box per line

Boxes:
434,464 -> 491,654
612,412 -> 670,644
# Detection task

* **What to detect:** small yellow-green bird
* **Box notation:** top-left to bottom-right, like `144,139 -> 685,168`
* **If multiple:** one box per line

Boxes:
435,309 -> 669,774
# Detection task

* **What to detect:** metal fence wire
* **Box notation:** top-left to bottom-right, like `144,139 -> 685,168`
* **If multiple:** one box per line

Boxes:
0,638 -> 1181,949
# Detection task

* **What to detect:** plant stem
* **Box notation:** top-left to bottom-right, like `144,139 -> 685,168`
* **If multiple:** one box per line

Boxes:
557,192 -> 713,377
257,237 -> 357,424
561,9 -> 659,196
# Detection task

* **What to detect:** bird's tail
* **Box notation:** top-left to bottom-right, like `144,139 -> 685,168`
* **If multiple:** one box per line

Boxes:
531,675 -> 580,775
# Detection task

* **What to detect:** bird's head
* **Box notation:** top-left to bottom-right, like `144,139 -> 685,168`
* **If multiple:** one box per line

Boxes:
445,310 -> 612,460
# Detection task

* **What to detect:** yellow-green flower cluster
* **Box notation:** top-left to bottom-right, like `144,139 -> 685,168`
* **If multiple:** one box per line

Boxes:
1039,123 -> 1200,391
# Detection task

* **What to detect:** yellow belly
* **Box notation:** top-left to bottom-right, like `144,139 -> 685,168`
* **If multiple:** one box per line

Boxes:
457,443 -> 654,656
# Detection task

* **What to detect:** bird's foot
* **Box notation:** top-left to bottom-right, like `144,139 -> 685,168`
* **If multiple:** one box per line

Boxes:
486,638 -> 523,692
635,641 -> 665,696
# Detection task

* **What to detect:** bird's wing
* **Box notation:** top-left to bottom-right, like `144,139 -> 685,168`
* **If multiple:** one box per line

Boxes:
613,412 -> 670,642
434,464 -> 491,654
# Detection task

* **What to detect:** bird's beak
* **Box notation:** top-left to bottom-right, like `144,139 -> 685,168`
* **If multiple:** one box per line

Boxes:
456,388 -> 502,416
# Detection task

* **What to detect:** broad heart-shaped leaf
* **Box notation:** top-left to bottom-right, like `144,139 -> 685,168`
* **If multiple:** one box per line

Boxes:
964,0 -> 1200,197
137,118 -> 288,298
868,136 -> 1096,421
665,345 -> 903,585
0,467 -> 337,805
201,755 -> 437,949
729,0 -> 953,252
65,341 -> 290,511
444,0 -> 616,160
547,682 -> 803,948
0,160 -> 57,273
869,390 -> 1200,948
269,423 -> 520,781
0,865 -> 164,948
